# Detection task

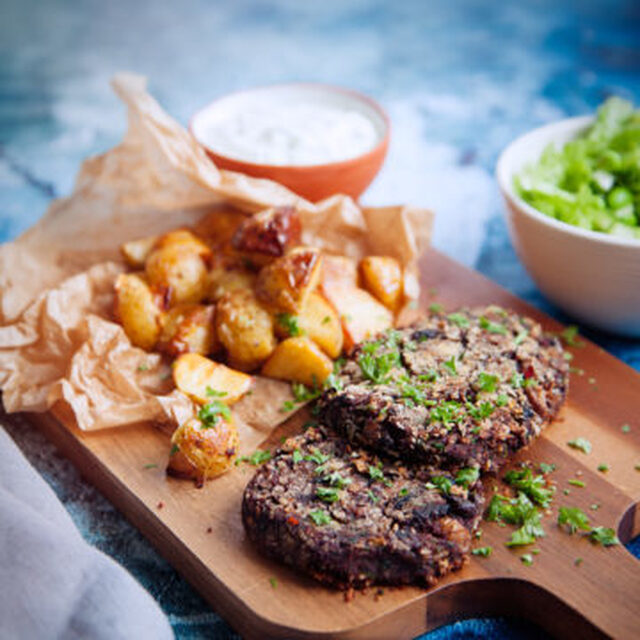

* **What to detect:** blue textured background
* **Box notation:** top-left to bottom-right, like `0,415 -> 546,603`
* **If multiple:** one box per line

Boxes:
1,0 -> 639,638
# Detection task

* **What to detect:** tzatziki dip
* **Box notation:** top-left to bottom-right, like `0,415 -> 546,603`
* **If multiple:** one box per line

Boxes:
197,102 -> 379,167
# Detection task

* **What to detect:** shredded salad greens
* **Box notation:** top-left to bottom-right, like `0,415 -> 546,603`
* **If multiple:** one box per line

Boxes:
515,97 -> 640,240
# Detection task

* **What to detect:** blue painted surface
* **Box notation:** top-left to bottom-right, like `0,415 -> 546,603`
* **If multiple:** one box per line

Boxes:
1,0 -> 639,638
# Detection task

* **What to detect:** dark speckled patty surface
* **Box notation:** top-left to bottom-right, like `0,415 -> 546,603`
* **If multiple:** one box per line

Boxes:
317,307 -> 569,473
242,426 -> 484,590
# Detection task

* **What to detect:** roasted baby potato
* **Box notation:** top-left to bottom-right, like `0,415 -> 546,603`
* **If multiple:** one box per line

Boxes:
172,353 -> 253,405
255,247 -> 322,314
146,244 -> 209,305
298,292 -> 343,358
192,208 -> 247,248
321,285 -> 393,353
153,229 -> 212,256
216,290 -> 277,371
262,336 -> 334,387
167,416 -> 239,483
120,235 -> 158,268
359,256 -> 404,311
114,272 -> 162,350
321,255 -> 359,290
157,304 -> 216,356
232,206 -> 301,264
206,265 -> 256,302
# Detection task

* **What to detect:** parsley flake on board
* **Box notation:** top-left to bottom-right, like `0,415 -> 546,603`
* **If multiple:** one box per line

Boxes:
567,437 -> 592,454
269,577 -> 278,589
471,547 -> 492,557
520,554 -> 533,566
557,507 -> 591,534
589,527 -> 620,547
235,449 -> 272,466
503,468 -> 555,507
568,479 -> 585,488
539,462 -> 557,474
486,492 -> 545,547
560,325 -> 584,347
621,424 -> 631,434
276,313 -> 303,336
597,463 -> 610,473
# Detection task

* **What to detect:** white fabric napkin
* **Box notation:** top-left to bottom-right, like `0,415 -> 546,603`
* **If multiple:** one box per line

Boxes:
0,426 -> 173,640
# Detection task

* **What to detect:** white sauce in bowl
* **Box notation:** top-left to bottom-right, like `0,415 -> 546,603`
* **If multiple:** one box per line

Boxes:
191,85 -> 386,167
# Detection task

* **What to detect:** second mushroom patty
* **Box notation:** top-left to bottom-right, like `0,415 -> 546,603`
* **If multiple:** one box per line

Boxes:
317,306 -> 569,473
242,425 -> 484,589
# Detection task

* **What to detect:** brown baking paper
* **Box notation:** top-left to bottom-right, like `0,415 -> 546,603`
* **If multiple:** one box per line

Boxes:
0,72 -> 433,452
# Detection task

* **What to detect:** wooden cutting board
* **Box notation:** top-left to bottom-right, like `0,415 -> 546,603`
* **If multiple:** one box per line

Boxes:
24,248 -> 640,639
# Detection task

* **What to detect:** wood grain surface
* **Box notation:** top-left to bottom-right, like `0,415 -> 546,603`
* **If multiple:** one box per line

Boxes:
23,249 -> 640,639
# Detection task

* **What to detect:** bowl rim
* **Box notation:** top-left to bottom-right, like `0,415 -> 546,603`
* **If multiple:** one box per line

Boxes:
495,114 -> 640,249
188,82 -> 391,172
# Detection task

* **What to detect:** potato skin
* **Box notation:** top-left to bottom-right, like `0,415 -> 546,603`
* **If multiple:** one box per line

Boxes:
172,353 -> 253,405
145,244 -> 209,305
157,304 -> 216,357
120,235 -> 158,268
232,206 -> 301,263
154,229 -> 212,256
114,272 -> 162,350
262,336 -> 333,387
215,290 -> 277,371
359,256 -> 403,311
167,416 -> 239,483
192,208 -> 248,248
255,247 -> 322,314
297,291 -> 343,359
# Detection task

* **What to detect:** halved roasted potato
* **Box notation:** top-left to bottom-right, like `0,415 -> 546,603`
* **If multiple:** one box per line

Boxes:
321,255 -> 359,290
167,416 -> 239,483
206,265 -> 256,302
255,247 -> 322,314
215,290 -> 277,371
321,284 -> 393,353
146,244 -> 209,306
114,272 -> 162,350
359,256 -> 404,311
192,208 -> 248,248
120,235 -> 158,268
232,206 -> 301,264
262,336 -> 333,387
298,292 -> 343,358
157,304 -> 216,356
172,353 -> 253,405
153,229 -> 212,257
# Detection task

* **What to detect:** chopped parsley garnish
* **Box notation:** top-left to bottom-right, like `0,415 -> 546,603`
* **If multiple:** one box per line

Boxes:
358,342 -> 401,384
448,312 -> 470,328
503,468 -> 555,507
418,370 -> 439,383
471,547 -> 492,557
368,464 -> 390,485
589,527 -> 619,546
316,486 -> 340,502
304,448 -> 330,466
560,325 -> 584,347
522,378 -> 538,388
568,479 -> 585,488
597,463 -> 609,473
323,471 -> 351,488
567,437 -> 592,454
510,372 -> 524,388
399,488 -> 409,497
429,401 -> 465,425
442,356 -> 458,376
487,492 -> 545,547
539,462 -> 557,474
574,557 -> 583,566
455,467 -> 480,488
292,450 -> 303,464
269,577 -> 278,589
476,372 -> 499,392
496,394 -> 509,407
396,376 -> 428,406
367,489 -> 379,503
479,316 -> 508,335
143,463 -> 158,469
429,476 -> 453,494
235,449 -> 272,466
170,443 -> 180,456
276,313 -> 303,336
429,302 -> 444,313
466,401 -> 495,422
621,424 -> 631,434
321,315 -> 331,325
520,554 -> 533,566
557,507 -> 591,534
137,363 -> 149,371
198,390 -> 231,428
309,509 -> 331,526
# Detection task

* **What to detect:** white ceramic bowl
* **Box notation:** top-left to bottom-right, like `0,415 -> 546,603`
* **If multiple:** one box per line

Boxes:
496,116 -> 640,337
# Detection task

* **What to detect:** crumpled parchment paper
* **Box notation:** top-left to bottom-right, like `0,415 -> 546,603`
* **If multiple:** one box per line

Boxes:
0,72 -> 433,452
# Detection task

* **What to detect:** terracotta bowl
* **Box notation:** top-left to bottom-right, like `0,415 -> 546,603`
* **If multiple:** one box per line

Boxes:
189,84 -> 389,202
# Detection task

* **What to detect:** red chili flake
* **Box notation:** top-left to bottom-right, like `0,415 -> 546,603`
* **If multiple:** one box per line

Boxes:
287,515 -> 299,526
523,365 -> 535,379
157,501 -> 164,509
